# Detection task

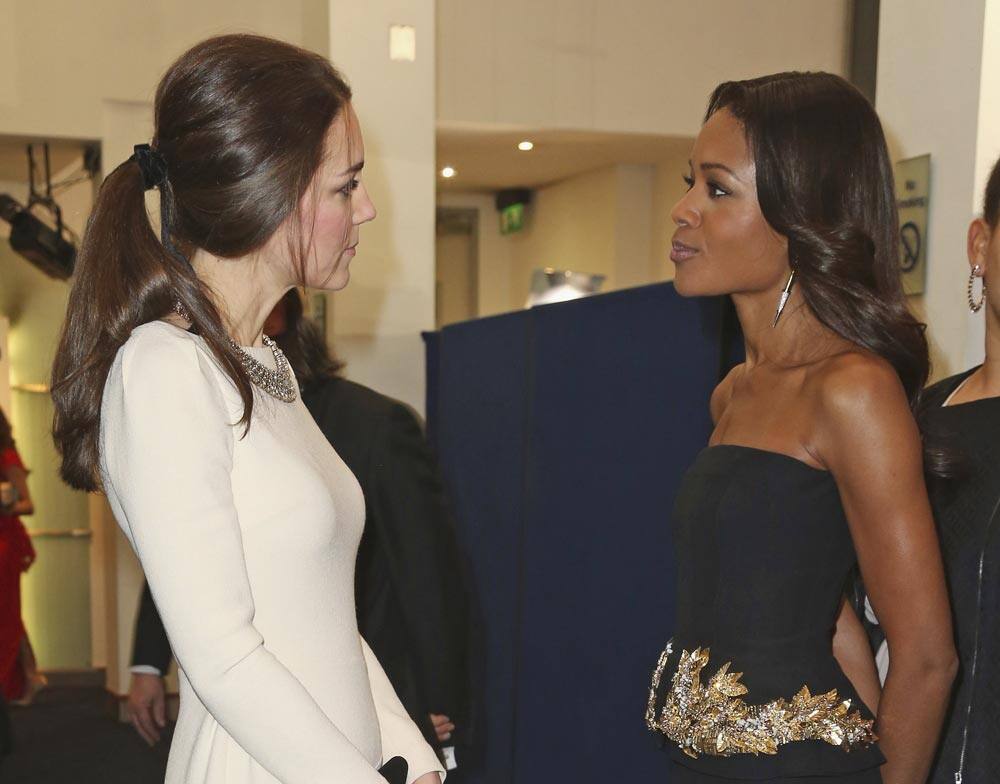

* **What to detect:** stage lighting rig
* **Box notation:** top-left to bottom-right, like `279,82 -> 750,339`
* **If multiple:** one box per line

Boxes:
0,143 -> 81,280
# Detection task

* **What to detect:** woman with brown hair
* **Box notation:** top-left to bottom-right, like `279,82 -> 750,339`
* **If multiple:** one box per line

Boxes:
645,72 -> 957,783
50,35 -> 443,784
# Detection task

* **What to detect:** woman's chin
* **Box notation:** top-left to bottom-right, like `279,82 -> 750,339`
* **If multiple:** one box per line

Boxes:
309,265 -> 351,292
671,274 -> 699,298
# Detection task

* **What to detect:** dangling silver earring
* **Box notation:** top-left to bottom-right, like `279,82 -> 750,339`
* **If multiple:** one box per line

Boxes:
772,269 -> 796,327
968,265 -> 987,312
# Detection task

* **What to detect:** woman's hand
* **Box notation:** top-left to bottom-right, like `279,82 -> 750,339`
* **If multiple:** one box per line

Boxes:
412,773 -> 442,784
430,713 -> 454,743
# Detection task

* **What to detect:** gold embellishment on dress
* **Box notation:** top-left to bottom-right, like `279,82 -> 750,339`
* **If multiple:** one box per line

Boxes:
645,641 -> 877,758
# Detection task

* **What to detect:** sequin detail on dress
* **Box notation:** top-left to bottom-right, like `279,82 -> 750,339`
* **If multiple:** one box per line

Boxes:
645,641 -> 877,758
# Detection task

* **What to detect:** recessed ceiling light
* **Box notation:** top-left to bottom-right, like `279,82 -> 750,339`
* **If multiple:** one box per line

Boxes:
518,140 -> 534,151
441,166 -> 456,178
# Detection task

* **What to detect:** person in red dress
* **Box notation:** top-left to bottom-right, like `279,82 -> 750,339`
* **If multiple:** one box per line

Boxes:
0,406 -> 39,703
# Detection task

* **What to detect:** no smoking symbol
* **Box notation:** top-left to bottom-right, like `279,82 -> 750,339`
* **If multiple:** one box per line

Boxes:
900,222 -> 921,272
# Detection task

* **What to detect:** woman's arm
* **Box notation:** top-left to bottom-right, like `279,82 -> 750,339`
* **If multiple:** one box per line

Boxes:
832,596 -> 881,714
816,356 -> 957,783
361,639 -> 445,784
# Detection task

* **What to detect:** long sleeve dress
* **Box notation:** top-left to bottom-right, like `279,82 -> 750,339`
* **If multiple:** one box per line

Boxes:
99,321 -> 443,784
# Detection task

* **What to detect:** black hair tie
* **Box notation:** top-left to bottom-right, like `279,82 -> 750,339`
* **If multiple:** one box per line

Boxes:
131,144 -> 168,190
127,143 -> 189,271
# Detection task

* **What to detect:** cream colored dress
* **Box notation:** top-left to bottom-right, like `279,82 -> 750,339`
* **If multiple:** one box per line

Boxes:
100,321 -> 444,784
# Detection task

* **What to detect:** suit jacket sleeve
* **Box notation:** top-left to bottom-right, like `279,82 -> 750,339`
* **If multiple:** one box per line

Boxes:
368,404 -> 470,728
131,581 -> 173,673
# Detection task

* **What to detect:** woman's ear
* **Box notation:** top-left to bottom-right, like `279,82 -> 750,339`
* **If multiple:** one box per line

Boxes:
967,218 -> 991,275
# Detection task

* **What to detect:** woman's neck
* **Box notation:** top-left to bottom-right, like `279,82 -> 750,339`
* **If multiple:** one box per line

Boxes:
190,250 -> 289,347
733,284 -> 840,369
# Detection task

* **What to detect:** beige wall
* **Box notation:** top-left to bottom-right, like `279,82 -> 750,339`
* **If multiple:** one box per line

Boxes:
507,166 -> 620,306
652,147 -> 695,282
508,161 -> 691,306
444,149 -> 691,313
0,0 -> 329,141
614,164 -> 654,289
437,192 -> 513,318
876,0 -> 997,381
435,231 -> 476,326
438,0 -> 851,137
327,0 -> 436,416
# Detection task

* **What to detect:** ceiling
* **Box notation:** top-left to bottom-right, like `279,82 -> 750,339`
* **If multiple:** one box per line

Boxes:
436,126 -> 693,193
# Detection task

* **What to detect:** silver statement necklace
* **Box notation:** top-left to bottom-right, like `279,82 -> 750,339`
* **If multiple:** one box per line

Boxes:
232,334 -> 297,403
173,301 -> 297,403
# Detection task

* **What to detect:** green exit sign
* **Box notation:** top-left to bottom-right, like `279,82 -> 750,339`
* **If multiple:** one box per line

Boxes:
500,202 -> 525,234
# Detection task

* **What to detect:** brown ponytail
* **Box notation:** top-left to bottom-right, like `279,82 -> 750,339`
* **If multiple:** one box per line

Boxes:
52,34 -> 352,491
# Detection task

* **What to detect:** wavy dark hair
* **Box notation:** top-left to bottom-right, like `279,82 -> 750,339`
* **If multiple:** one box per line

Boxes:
706,72 -> 950,476
51,34 -> 353,491
272,290 -> 344,390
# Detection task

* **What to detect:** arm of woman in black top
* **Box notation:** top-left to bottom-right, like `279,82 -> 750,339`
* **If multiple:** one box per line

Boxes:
814,355 -> 957,784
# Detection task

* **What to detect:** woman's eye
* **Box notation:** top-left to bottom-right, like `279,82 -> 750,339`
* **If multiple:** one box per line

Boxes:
339,178 -> 360,196
707,181 -> 729,199
682,174 -> 694,190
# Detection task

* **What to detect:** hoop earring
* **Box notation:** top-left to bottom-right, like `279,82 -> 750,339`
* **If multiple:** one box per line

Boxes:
968,265 -> 987,313
772,270 -> 796,327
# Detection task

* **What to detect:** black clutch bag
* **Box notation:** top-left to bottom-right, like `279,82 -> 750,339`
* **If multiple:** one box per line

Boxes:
377,756 -> 408,784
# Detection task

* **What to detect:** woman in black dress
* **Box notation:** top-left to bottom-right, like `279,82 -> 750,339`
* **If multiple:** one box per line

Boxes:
645,72 -> 957,783
915,156 -> 1000,782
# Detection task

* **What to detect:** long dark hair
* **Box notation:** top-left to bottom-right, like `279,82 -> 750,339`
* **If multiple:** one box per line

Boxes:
52,34 -> 353,491
273,290 -> 344,389
706,72 -> 950,476
0,407 -> 13,453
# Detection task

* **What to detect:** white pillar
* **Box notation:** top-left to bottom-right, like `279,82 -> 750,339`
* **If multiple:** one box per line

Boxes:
877,0 -> 1000,379
327,1 -> 437,415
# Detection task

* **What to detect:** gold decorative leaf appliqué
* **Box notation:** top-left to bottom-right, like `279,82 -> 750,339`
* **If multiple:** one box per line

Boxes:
645,642 -> 877,758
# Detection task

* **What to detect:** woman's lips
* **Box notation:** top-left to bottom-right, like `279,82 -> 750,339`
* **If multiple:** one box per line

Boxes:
670,240 -> 699,262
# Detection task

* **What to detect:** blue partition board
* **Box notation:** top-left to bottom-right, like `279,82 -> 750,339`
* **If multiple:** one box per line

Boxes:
426,284 -> 729,783
434,310 -> 532,784
512,284 -> 723,783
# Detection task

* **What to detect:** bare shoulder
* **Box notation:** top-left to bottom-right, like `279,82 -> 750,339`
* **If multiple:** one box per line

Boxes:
809,350 -> 907,418
807,350 -> 916,464
710,363 -> 744,425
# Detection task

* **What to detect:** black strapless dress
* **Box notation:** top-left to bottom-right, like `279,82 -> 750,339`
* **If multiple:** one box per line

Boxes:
648,445 -> 885,781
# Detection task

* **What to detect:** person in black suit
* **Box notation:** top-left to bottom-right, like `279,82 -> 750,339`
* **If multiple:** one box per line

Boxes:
126,291 -> 473,774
